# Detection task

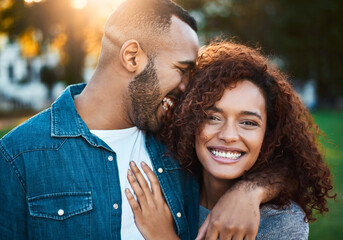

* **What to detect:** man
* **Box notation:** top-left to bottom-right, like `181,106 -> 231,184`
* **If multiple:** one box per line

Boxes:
0,0 -> 278,239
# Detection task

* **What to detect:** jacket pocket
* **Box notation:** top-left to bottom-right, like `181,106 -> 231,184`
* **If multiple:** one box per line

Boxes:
28,191 -> 93,220
28,192 -> 93,239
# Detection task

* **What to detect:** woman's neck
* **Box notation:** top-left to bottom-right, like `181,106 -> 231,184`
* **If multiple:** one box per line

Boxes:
200,170 -> 237,210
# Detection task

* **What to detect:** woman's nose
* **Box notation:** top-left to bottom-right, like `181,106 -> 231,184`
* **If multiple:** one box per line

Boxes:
218,123 -> 239,143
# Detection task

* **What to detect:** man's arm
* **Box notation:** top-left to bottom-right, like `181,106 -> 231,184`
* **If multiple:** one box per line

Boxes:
196,168 -> 288,240
0,148 -> 27,239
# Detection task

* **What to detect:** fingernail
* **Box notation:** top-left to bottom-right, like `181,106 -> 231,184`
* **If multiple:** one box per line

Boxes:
130,161 -> 136,167
125,188 -> 130,193
127,169 -> 132,176
141,161 -> 146,167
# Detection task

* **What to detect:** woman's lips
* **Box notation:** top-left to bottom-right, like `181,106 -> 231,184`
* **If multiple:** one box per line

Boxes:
209,147 -> 245,164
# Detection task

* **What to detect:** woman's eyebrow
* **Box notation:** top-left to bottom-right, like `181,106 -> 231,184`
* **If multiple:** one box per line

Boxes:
207,108 -> 262,120
207,106 -> 223,113
240,111 -> 262,120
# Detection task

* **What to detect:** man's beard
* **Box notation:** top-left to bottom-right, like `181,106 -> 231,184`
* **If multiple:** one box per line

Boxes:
128,57 -> 162,132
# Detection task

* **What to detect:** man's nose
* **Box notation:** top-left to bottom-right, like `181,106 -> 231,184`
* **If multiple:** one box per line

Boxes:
177,75 -> 190,93
178,81 -> 187,93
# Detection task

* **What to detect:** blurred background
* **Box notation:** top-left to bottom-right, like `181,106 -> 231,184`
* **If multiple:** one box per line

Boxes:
0,0 -> 342,238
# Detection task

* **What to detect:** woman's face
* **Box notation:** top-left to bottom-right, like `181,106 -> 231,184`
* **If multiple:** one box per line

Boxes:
195,80 -> 267,180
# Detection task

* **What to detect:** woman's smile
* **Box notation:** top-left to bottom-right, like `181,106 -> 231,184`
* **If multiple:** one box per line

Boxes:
208,147 -> 245,163
196,80 -> 267,181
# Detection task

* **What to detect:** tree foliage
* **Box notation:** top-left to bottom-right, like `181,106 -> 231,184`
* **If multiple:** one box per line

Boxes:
176,0 -> 343,103
1,0 -> 342,102
0,0 -> 100,86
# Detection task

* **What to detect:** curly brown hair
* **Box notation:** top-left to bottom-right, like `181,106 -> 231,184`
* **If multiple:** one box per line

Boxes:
160,40 -> 336,222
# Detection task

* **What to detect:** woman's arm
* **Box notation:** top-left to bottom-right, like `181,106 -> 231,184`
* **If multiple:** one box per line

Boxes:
125,161 -> 180,240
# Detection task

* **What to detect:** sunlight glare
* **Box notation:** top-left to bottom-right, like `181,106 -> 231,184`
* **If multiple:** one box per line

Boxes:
24,0 -> 45,4
85,0 -> 127,30
72,0 -> 88,10
88,0 -> 126,12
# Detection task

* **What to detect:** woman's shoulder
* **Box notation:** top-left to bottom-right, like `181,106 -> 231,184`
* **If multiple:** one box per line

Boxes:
257,201 -> 309,240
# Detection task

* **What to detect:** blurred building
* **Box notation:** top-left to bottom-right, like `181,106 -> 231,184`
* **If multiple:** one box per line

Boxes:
0,36 -> 64,112
298,80 -> 317,110
0,35 -> 318,113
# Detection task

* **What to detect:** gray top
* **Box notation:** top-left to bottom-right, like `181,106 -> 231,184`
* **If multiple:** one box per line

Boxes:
199,201 -> 309,240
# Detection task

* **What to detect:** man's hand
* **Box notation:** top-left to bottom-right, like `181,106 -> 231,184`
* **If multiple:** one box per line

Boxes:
196,181 -> 264,240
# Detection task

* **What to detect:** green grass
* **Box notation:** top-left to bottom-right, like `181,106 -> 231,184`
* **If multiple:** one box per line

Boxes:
309,110 -> 343,240
0,126 -> 15,138
0,110 -> 342,238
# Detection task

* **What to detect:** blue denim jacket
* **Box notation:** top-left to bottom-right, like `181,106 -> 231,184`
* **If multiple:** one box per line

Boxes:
0,84 -> 199,240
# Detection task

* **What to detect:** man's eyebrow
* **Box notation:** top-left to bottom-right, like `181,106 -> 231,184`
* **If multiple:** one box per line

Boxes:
240,111 -> 262,120
177,60 -> 195,68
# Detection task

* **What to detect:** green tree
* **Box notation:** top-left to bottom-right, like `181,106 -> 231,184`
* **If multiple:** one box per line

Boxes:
178,0 -> 343,104
1,0 -> 342,103
0,0 -> 99,86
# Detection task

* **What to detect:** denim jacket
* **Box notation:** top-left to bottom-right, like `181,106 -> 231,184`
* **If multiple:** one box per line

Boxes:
0,84 -> 199,240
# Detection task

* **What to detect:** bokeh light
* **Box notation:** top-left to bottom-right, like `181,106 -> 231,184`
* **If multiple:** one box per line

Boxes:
24,0 -> 45,4
72,0 -> 87,10
87,0 -> 126,17
0,0 -> 14,10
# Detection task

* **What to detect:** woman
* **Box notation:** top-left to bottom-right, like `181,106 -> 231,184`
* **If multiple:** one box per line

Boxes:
125,41 -> 335,239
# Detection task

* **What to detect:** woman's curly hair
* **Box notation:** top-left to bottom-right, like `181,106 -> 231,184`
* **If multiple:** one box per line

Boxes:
160,40 -> 336,222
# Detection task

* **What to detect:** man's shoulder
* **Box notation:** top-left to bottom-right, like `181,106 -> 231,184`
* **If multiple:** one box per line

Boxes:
146,133 -> 185,170
0,108 -> 66,161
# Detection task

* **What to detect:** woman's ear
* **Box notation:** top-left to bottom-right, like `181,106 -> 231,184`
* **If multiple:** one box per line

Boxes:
120,40 -> 148,73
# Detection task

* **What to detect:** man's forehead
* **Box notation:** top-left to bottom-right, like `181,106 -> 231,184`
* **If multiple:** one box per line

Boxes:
153,16 -> 199,64
169,16 -> 199,47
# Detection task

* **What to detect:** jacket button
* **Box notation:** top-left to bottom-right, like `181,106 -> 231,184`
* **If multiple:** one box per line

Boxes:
58,209 -> 64,216
108,156 -> 113,161
176,212 -> 181,218
113,203 -> 119,210
158,168 -> 163,173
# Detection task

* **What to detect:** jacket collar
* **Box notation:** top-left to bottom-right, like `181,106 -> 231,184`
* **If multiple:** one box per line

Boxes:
50,83 -> 111,150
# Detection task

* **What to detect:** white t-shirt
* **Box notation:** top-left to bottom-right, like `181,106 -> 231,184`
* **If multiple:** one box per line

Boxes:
91,127 -> 152,240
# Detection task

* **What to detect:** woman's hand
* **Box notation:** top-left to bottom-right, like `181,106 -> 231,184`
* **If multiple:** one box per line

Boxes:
125,161 -> 180,240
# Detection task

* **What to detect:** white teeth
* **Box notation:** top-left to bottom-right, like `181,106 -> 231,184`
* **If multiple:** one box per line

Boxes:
165,98 -> 174,107
210,149 -> 242,160
162,97 -> 174,111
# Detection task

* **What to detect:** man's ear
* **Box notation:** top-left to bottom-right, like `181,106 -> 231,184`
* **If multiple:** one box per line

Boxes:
120,40 -> 148,73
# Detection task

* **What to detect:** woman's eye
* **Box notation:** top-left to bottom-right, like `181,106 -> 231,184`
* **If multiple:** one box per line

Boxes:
241,121 -> 258,127
208,115 -> 220,121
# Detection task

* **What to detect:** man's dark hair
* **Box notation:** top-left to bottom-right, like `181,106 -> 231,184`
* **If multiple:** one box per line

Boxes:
111,0 -> 197,33
100,0 -> 197,65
